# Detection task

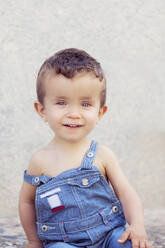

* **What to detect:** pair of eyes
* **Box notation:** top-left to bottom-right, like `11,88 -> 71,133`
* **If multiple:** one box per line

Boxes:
56,101 -> 91,107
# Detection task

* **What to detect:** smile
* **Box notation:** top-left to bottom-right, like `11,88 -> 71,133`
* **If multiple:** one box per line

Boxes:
63,124 -> 83,128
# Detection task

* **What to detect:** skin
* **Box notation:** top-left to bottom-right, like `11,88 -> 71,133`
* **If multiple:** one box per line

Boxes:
19,72 -> 152,248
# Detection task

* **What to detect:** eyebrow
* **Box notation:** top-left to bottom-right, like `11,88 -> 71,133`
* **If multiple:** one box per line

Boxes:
55,96 -> 68,99
52,96 -> 94,103
79,97 -> 92,100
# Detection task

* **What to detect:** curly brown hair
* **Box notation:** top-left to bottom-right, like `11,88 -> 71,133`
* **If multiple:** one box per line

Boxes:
36,48 -> 106,107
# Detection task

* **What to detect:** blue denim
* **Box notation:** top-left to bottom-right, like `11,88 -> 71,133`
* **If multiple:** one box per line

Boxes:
46,226 -> 132,248
47,242 -> 76,248
24,140 -> 132,248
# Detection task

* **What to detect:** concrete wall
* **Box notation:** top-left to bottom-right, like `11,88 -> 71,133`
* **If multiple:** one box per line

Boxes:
0,0 -> 165,217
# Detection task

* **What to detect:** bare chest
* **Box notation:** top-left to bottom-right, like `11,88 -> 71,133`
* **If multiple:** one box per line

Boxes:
41,152 -> 107,180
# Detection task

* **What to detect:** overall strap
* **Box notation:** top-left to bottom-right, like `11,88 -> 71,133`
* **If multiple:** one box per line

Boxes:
80,140 -> 98,170
24,170 -> 51,186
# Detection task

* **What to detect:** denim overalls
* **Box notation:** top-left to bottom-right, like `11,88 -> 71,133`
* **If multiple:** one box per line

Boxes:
24,140 -> 132,248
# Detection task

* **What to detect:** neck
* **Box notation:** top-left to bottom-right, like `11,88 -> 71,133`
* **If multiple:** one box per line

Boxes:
51,136 -> 92,152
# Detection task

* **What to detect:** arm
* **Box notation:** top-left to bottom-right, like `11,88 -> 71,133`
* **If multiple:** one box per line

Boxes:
19,182 -> 43,248
102,146 -> 152,248
19,155 -> 44,248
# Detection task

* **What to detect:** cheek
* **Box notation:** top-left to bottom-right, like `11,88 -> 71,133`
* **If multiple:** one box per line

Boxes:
46,108 -> 62,119
84,110 -> 99,124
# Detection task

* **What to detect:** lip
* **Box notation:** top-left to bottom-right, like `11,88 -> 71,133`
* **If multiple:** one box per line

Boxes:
63,124 -> 83,128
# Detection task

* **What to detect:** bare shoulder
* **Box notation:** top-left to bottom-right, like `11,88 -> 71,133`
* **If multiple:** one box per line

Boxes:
27,148 -> 49,176
97,143 -> 119,168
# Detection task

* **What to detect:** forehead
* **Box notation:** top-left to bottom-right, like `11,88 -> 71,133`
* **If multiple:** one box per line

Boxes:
44,72 -> 103,98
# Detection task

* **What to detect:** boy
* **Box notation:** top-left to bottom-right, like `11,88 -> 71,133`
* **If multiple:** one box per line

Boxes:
19,48 -> 152,248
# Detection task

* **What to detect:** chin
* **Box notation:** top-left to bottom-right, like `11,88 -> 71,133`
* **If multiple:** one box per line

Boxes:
63,135 -> 87,143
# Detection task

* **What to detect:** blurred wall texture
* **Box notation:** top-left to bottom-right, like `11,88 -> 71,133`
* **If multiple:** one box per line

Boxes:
0,0 -> 165,216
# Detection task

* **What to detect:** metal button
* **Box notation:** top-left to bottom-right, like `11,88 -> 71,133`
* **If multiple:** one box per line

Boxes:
112,206 -> 118,213
34,177 -> 39,183
42,225 -> 47,232
82,178 -> 89,186
87,152 -> 94,158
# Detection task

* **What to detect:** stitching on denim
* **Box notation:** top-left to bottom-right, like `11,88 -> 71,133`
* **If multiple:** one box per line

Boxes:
37,172 -> 100,193
71,185 -> 86,218
80,140 -> 98,169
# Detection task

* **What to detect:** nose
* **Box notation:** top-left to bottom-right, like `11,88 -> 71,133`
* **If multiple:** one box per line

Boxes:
66,105 -> 81,119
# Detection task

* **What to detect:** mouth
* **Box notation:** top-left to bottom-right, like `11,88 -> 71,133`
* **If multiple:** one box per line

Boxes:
63,124 -> 83,128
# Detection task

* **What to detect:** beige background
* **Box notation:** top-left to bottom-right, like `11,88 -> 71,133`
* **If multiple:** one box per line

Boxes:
0,0 -> 165,217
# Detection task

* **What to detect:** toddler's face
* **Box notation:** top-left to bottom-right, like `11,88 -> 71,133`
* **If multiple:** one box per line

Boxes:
37,72 -> 107,143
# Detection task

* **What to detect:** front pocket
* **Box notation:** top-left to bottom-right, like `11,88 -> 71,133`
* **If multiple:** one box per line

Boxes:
36,183 -> 84,223
66,175 -> 108,217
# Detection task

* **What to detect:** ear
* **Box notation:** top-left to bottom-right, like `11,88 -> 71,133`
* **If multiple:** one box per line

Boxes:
34,101 -> 47,122
98,105 -> 108,120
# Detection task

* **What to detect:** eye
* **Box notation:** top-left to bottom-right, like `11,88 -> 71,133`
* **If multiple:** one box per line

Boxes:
82,102 -> 91,107
56,101 -> 66,105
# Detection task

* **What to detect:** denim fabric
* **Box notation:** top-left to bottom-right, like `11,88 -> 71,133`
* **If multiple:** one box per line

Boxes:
47,242 -> 76,248
24,140 -> 132,248
46,226 -> 132,248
